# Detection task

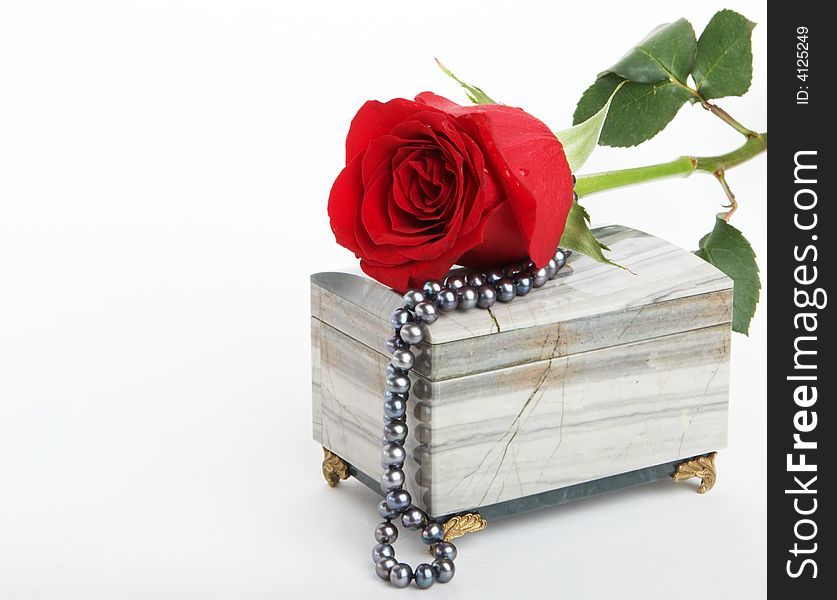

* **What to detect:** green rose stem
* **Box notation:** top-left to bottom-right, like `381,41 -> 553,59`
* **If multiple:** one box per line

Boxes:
701,102 -> 757,139
574,131 -> 767,221
671,79 -> 759,139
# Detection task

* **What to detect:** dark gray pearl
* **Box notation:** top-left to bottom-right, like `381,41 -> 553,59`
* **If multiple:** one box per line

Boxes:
383,414 -> 406,427
400,506 -> 426,530
457,285 -> 478,310
433,541 -> 457,561
374,521 -> 398,544
421,522 -> 444,545
375,557 -> 398,581
504,264 -> 521,277
432,558 -> 455,583
506,261 -> 531,276
390,307 -> 414,330
422,280 -> 443,300
381,443 -> 406,468
386,334 -> 408,353
384,392 -> 410,410
465,272 -> 486,287
390,348 -> 415,370
514,273 -> 533,296
372,543 -> 395,563
495,278 -> 516,302
477,284 -> 496,308
383,420 -> 408,443
386,364 -> 406,377
531,266 -> 549,288
383,395 -> 407,419
385,374 -> 410,394
389,563 -> 413,588
544,258 -> 558,279
414,300 -> 439,324
444,274 -> 466,290
380,468 -> 405,492
403,289 -> 425,309
386,489 -> 412,512
378,499 -> 399,519
399,322 -> 424,345
553,248 -> 567,268
486,269 -> 505,284
414,563 -> 435,589
435,288 -> 458,312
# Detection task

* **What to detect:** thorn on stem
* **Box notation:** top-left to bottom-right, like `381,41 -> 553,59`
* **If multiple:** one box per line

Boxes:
714,169 -> 738,222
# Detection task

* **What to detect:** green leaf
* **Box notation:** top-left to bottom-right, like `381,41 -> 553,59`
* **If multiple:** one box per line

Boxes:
556,82 -> 625,171
692,10 -> 756,99
559,200 -> 623,268
573,74 -> 692,147
606,18 -> 697,83
435,59 -> 496,104
694,217 -> 761,334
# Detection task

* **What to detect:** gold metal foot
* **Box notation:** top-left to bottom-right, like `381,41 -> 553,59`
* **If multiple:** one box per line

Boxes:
672,452 -> 718,494
443,512 -> 487,541
428,513 -> 487,554
322,448 -> 350,487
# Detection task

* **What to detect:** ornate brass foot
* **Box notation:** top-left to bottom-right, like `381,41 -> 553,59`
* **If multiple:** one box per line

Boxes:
442,513 -> 488,541
672,452 -> 718,494
428,513 -> 487,554
322,447 -> 350,487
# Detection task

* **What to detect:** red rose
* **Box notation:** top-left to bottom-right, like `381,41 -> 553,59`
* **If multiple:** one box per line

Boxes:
328,92 -> 573,291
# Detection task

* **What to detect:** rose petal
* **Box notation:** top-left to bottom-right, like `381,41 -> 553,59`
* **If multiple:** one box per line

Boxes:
361,223 -> 487,292
346,98 -> 438,162
332,93 -> 573,291
327,153 -> 364,256
458,202 -> 529,267
361,134 -> 404,185
462,108 -> 572,265
364,173 -> 442,248
415,92 -> 467,111
416,92 -> 573,266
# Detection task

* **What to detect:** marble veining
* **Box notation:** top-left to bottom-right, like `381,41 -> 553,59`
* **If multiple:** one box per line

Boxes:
310,225 -> 732,517
311,225 -> 733,380
311,225 -> 731,346
422,324 -> 728,514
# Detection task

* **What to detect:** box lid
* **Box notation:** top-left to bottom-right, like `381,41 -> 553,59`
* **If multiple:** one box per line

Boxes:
311,225 -> 733,381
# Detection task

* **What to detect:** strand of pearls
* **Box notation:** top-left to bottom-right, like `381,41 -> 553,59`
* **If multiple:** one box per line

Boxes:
372,247 -> 571,588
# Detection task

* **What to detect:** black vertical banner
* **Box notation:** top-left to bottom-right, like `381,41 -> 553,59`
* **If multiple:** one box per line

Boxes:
768,4 -> 830,598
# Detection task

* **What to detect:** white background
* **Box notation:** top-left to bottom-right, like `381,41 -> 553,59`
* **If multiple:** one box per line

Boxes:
0,1 -> 766,598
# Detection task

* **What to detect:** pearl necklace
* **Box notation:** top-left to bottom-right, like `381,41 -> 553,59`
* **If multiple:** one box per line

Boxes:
372,245 -> 571,588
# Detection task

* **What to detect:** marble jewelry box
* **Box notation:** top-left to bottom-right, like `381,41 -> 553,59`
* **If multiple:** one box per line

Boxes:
311,225 -> 731,533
